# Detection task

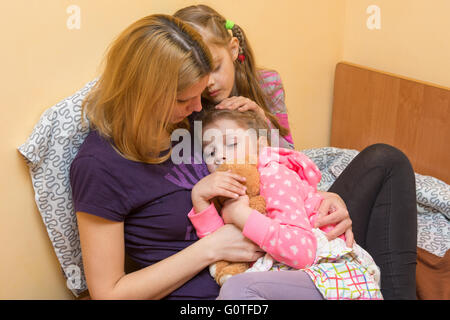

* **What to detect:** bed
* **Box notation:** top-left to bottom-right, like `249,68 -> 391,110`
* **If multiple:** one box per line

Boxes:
326,62 -> 449,299
331,62 -> 449,184
18,62 -> 449,299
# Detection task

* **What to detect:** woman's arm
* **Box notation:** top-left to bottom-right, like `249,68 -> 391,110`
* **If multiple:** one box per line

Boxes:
77,211 -> 214,299
77,211 -> 262,300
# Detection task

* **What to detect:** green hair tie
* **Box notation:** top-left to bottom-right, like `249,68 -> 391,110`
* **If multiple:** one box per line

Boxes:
225,20 -> 235,30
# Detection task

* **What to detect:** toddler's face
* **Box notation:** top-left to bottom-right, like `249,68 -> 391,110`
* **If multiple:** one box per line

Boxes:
202,118 -> 267,172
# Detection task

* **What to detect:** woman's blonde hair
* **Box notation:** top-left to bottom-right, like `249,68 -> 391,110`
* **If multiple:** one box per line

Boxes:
82,14 -> 212,164
174,5 -> 289,137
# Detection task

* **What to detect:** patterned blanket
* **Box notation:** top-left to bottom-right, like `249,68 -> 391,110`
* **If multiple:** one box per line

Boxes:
303,147 -> 450,258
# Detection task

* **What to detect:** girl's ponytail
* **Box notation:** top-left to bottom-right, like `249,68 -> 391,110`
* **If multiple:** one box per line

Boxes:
229,23 -> 290,137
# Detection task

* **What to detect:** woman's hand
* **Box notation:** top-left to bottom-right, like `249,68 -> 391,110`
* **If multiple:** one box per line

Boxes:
216,96 -> 267,121
316,191 -> 355,247
206,224 -> 264,262
191,171 -> 247,213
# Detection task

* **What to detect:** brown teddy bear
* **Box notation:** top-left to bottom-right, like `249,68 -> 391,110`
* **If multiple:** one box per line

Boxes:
209,162 -> 267,286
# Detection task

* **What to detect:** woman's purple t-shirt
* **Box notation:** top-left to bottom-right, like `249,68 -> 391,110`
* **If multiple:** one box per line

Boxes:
69,126 -> 220,299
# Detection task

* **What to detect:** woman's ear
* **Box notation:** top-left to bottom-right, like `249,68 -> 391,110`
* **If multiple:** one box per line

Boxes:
228,37 -> 240,61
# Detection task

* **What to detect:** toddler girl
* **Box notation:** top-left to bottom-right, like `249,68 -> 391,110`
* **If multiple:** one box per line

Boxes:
188,109 -> 383,300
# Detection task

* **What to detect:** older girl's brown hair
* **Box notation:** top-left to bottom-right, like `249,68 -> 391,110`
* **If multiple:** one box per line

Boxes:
174,5 -> 289,138
82,14 -> 212,164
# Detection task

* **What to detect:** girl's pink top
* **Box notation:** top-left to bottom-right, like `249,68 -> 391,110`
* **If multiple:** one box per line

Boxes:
259,70 -> 294,149
188,147 -> 343,269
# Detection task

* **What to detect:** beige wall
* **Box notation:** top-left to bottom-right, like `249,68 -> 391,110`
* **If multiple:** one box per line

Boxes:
2,0 -> 449,299
343,0 -> 450,88
340,0 -> 450,182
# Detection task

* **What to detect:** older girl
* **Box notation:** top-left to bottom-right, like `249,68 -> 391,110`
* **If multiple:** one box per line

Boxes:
174,4 -> 355,246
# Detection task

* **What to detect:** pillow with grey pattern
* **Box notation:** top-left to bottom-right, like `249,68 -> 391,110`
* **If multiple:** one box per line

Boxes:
18,80 -> 96,296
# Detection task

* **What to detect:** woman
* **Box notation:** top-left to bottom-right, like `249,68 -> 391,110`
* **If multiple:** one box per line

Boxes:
71,14 -> 266,300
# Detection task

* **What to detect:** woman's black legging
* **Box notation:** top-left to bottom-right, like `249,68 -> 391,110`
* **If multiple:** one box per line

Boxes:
328,143 -> 417,299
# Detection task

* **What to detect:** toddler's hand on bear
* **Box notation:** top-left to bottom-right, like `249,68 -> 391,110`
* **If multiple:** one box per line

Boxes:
192,171 -> 247,213
222,195 -> 252,228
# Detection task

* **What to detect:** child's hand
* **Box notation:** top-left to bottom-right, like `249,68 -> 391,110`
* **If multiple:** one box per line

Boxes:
221,195 -> 253,230
215,96 -> 267,121
192,171 -> 247,213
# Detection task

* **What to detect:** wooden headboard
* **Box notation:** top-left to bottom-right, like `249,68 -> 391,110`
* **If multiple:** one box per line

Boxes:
331,62 -> 450,184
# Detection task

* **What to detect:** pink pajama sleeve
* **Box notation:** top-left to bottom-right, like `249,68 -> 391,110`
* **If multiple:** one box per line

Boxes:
187,203 -> 224,238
